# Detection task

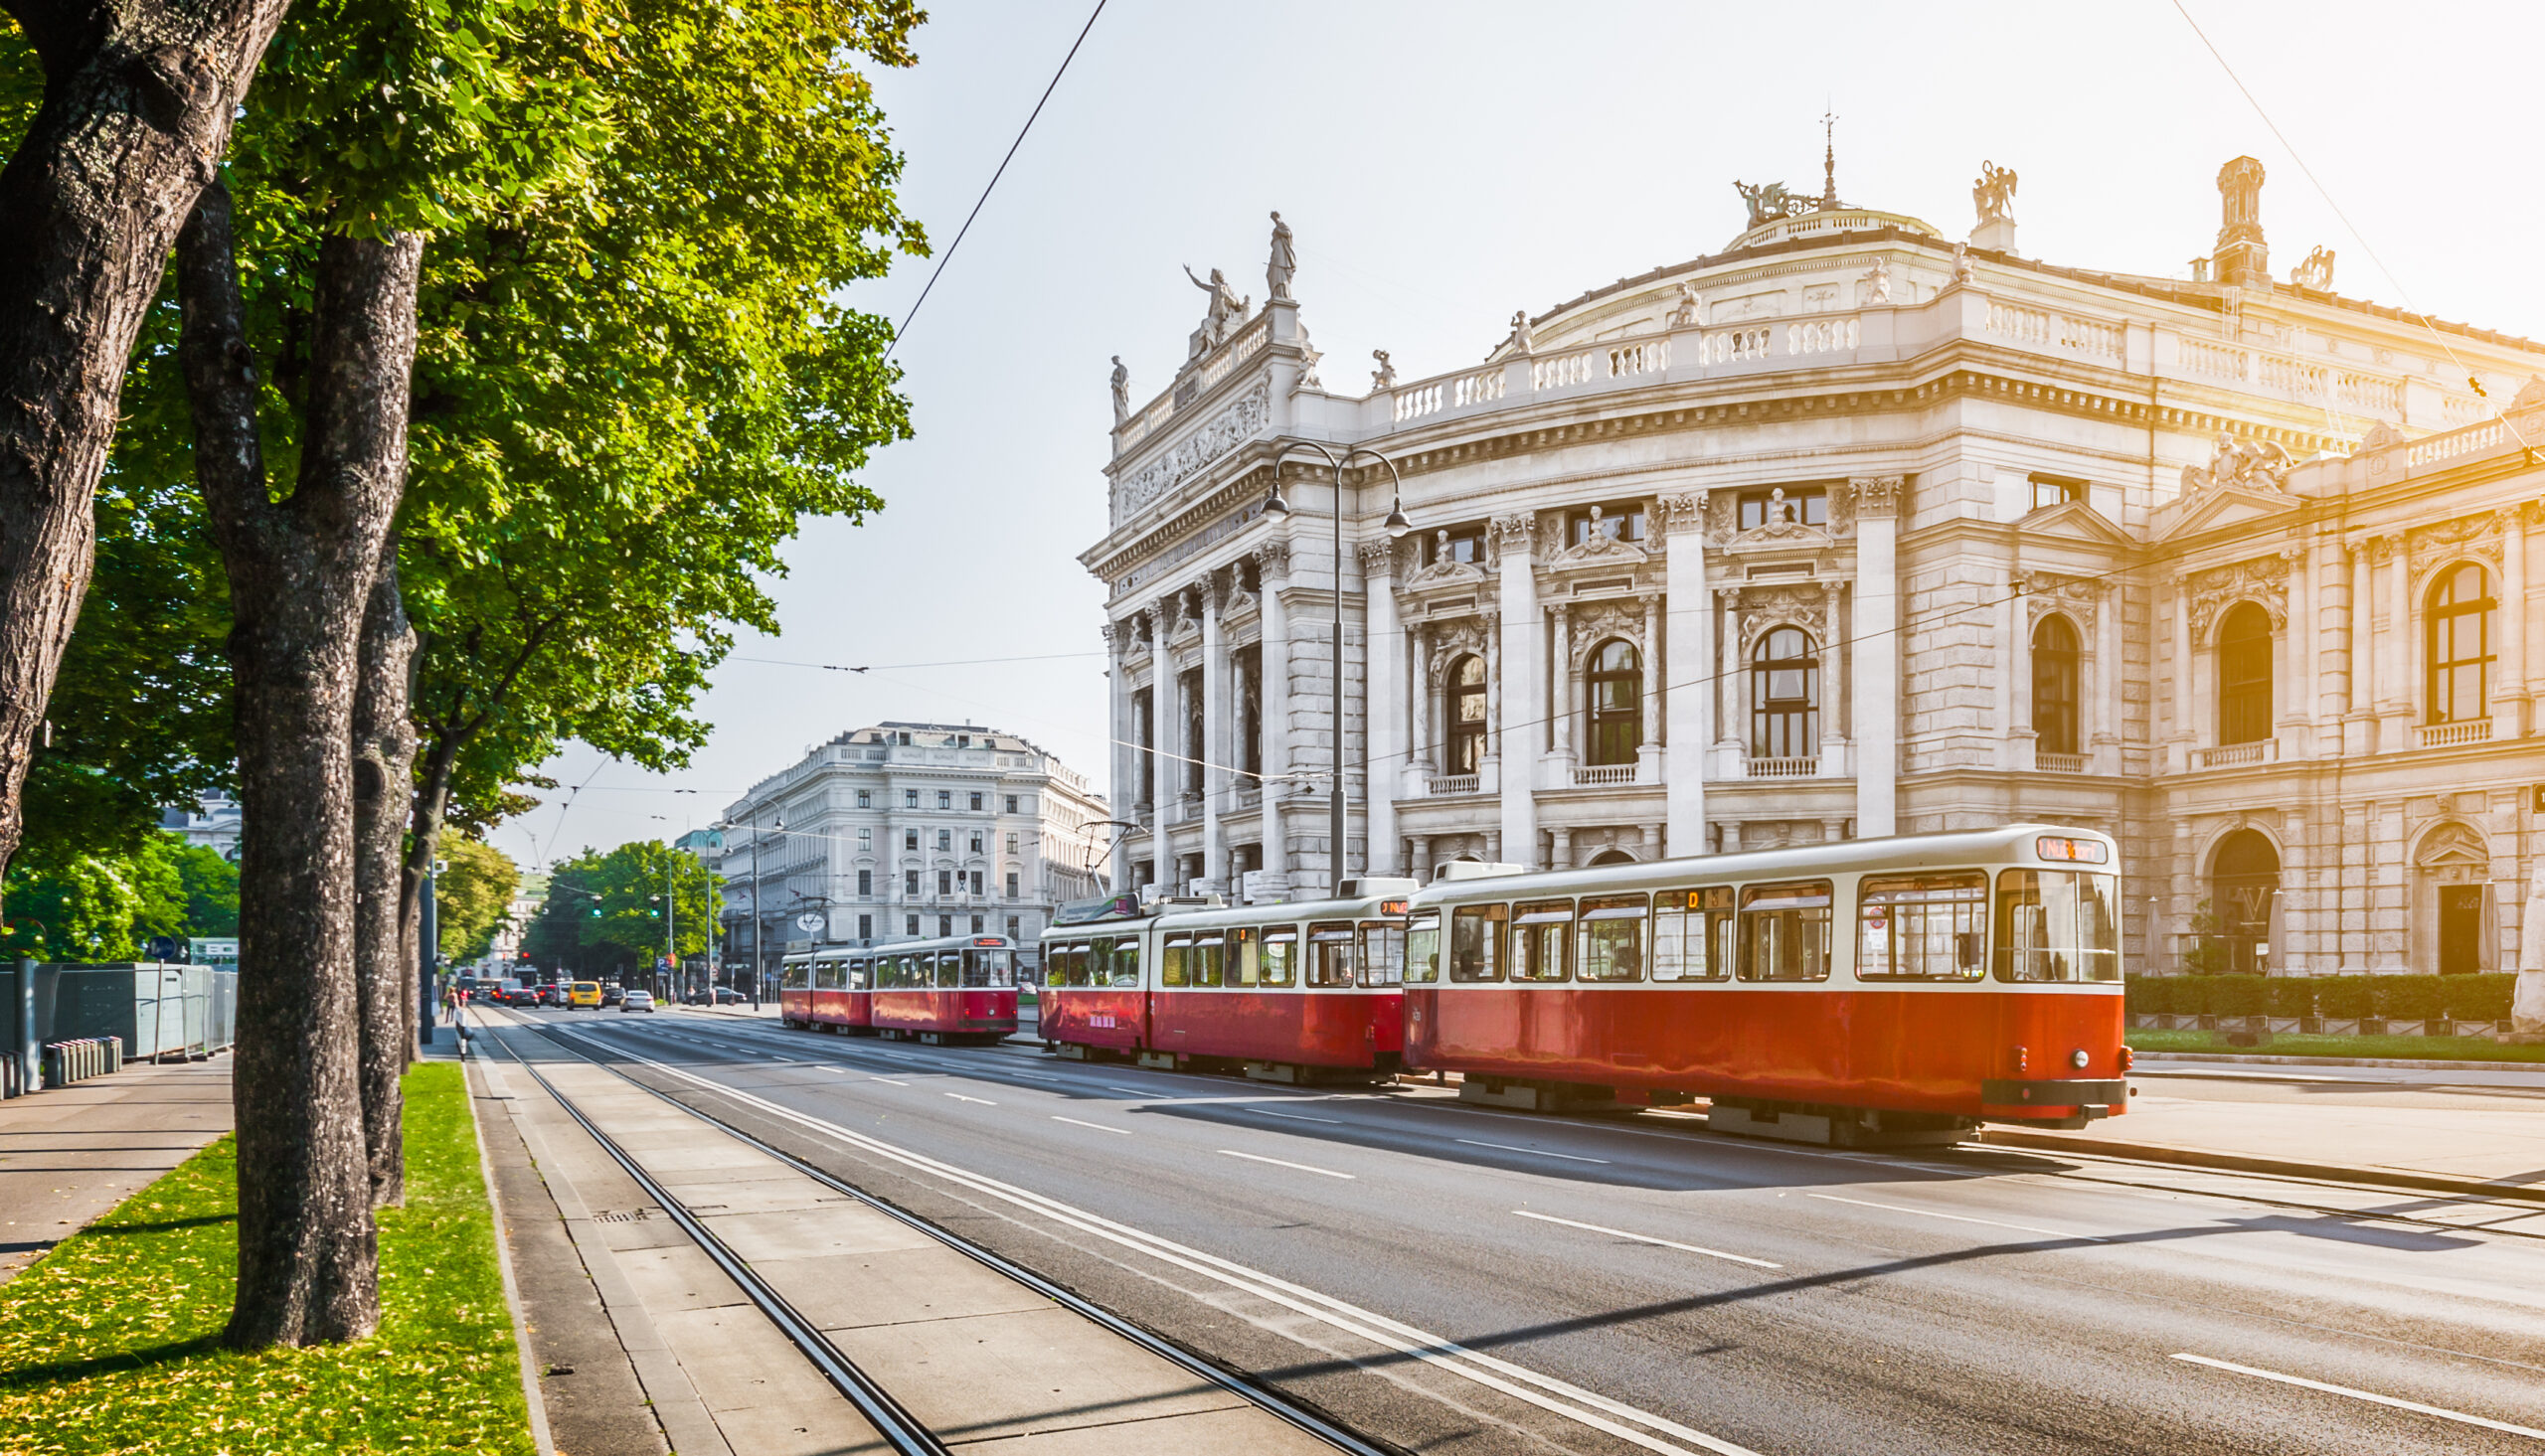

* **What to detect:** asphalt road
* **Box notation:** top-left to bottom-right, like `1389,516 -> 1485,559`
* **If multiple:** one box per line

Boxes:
500,1008 -> 2545,1456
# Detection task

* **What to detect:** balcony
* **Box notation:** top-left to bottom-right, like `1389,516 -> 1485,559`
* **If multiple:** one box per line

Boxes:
1427,773 -> 1480,796
1746,756 -> 1818,779
1571,763 -> 1638,787
2034,752 -> 2089,774
2192,739 -> 2276,769
2418,719 -> 2493,748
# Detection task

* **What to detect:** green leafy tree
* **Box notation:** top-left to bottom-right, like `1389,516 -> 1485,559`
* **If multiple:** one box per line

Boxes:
171,843 -> 242,937
584,840 -> 720,968
433,836 -> 518,963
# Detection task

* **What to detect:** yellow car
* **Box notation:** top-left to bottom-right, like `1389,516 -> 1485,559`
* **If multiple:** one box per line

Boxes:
568,981 -> 602,1009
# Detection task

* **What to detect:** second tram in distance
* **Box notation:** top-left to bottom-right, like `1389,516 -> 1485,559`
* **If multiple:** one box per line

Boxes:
777,933 -> 1021,1044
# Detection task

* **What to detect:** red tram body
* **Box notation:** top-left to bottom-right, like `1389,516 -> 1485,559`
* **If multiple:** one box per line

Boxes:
1039,885 -> 1413,1078
779,935 -> 1019,1045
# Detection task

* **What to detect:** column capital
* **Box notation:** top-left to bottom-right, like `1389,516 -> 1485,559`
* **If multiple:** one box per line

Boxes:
1487,511 -> 1538,566
1654,491 -> 1710,536
1255,538 -> 1292,580
1847,475 -> 1904,519
1356,537 -> 1401,578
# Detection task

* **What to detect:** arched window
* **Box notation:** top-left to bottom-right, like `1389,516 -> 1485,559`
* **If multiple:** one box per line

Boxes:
2427,563 -> 2495,725
1751,627 -> 1819,758
1586,639 -> 1642,766
1589,849 -> 1637,866
1444,655 -> 1487,774
2032,615 -> 2082,757
2216,603 -> 2273,746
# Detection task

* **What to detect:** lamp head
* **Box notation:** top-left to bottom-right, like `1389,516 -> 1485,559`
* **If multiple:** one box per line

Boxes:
1262,487 -> 1290,518
1384,502 -> 1412,539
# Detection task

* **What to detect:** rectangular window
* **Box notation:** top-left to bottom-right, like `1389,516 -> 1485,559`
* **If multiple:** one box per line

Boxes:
857,870 -> 873,896
1512,900 -> 1572,982
1993,870 -> 2121,982
936,829 -> 951,852
1006,832 -> 1019,854
937,790 -> 951,810
858,913 -> 872,940
1228,926 -> 1261,987
1005,915 -> 1018,939
904,870 -> 919,896
1425,524 -> 1487,566
1738,487 -> 1827,532
1577,895 -> 1647,983
938,914 -> 953,937
970,914 -> 984,933
905,789 -> 919,808
2029,474 -> 2090,513
1738,881 -> 1833,982
1404,914 -> 1441,984
906,914 -> 919,935
969,870 -> 983,894
969,832 -> 983,854
1108,937 -> 1142,987
970,792 -> 984,811
1006,795 -> 1019,814
1307,922 -> 1356,987
1005,872 -> 1019,898
1858,873 -> 1989,981
1191,934 -> 1225,988
1449,904 -> 1508,982
859,827 -> 873,850
937,870 -> 952,895
905,829 -> 919,851
856,790 -> 872,808
1565,502 -> 1647,546
1161,934 -> 1190,987
1359,922 -> 1404,986
1652,886 -> 1734,981
1261,928 -> 1297,987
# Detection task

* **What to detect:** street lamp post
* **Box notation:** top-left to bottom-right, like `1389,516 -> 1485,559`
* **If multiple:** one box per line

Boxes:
1264,443 -> 1409,895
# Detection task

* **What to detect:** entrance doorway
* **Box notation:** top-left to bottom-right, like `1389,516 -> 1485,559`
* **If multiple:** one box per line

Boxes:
2439,886 -> 2483,976
2210,829 -> 2281,974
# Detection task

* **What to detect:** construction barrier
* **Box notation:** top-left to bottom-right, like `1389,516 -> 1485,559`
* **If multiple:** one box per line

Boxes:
41,1037 -> 123,1086
0,962 -> 237,1096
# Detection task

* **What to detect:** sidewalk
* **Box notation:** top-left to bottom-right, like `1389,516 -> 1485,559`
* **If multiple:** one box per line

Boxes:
0,1053 -> 234,1284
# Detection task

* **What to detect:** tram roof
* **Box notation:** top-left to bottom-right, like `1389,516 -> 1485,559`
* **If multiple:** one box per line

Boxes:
1408,824 -> 2118,908
781,934 -> 1014,961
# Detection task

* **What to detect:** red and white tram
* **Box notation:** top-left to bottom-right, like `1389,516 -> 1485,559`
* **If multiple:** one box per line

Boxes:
1038,882 -> 1414,1080
778,934 -> 1020,1045
1404,825 -> 2128,1144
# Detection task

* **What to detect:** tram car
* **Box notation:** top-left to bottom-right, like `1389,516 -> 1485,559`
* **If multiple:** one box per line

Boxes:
1403,825 -> 2128,1145
777,933 -> 1021,1044
1038,881 -> 1415,1080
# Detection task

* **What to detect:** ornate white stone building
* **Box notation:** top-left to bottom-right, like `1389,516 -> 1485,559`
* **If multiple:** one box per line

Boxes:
1084,156 -> 2545,978
716,722 -> 1109,971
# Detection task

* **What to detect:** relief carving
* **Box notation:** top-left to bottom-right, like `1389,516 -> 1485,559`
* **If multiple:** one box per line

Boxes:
1114,378 -> 1272,518
2019,571 -> 2102,634
1255,538 -> 1291,581
1568,598 -> 1650,662
1424,618 -> 1491,689
1848,475 -> 1903,519
1486,512 -> 1537,566
2408,512 -> 2506,581
2188,556 -> 2290,641
1653,492 -> 1708,537
1735,583 -> 1828,652
2179,432 -> 2292,498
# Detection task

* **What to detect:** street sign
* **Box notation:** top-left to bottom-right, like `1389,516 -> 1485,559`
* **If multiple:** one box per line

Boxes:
795,911 -> 825,932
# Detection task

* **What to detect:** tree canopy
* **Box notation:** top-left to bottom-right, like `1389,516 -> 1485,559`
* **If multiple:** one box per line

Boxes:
519,840 -> 719,977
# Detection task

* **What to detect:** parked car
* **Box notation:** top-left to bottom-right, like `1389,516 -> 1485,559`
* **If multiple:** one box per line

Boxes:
537,983 -> 565,1007
713,987 -> 746,1005
600,984 -> 624,1007
621,989 -> 655,1013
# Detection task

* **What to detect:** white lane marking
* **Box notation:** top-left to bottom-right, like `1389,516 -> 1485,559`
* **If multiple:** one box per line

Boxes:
1007,1071 -> 1059,1082
944,1092 -> 996,1106
1806,1193 -> 2108,1243
550,1026 -> 1762,1456
1052,1116 -> 1131,1137
865,1076 -> 910,1086
1458,1138 -> 1612,1166
1249,1108 -> 1343,1124
1219,1149 -> 1354,1180
1103,1085 -> 1154,1097
770,1056 -> 800,1063
1512,1211 -> 1782,1269
814,1065 -> 845,1073
2171,1354 -> 2545,1440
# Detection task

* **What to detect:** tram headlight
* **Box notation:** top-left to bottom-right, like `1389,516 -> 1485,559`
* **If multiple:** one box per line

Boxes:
2070,1048 -> 2090,1070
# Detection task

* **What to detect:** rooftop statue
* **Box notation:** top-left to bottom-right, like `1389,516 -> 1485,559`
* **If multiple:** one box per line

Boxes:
1734,179 -> 1799,230
1510,309 -> 1534,355
1858,254 -> 1892,306
1109,356 -> 1130,425
1371,349 -> 1397,392
1972,160 -> 2017,226
1267,212 -> 1296,303
1183,265 -> 1250,354
2180,432 -> 2291,496
1667,283 -> 1702,328
1951,241 -> 1975,284
2290,244 -> 2335,292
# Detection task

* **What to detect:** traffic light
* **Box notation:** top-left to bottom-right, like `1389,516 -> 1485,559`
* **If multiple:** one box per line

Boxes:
591,906 -> 601,917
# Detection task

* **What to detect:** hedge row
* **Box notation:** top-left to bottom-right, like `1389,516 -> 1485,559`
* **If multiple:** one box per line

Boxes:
2124,972 -> 2514,1022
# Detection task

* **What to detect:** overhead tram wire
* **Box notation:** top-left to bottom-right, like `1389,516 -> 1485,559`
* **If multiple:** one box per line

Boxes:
2169,0 -> 2534,450
881,0 -> 1108,366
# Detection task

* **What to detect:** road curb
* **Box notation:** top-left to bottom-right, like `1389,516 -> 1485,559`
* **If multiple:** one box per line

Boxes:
1973,1126 -> 2545,1206
2132,1050 -> 2545,1074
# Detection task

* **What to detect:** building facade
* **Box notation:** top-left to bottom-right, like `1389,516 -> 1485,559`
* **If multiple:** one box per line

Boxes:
716,722 -> 1109,972
1083,156 -> 2545,978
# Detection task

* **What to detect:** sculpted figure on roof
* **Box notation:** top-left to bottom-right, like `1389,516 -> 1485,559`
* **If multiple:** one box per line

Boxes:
1973,160 -> 2017,225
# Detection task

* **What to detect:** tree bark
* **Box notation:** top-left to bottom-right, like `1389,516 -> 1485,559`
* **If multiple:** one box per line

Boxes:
352,544 -> 416,1206
179,177 -> 424,1348
0,0 -> 292,884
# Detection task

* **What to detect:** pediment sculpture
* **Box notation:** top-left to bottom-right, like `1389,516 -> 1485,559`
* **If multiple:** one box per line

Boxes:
1548,506 -> 1649,566
1733,487 -> 1827,545
1405,531 -> 1488,590
2180,433 -> 2291,497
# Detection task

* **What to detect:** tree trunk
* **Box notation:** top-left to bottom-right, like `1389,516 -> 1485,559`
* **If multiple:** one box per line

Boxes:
0,0 -> 291,884
352,546 -> 416,1207
180,178 -> 425,1348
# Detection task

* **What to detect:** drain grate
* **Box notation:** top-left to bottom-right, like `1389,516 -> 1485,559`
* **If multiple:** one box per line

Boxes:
591,1209 -> 659,1224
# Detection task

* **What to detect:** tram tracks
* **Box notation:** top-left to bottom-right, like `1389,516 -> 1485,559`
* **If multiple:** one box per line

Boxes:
485,1017 -> 1401,1456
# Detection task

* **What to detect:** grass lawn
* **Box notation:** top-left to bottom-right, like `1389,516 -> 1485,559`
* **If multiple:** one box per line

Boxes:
2127,1028 -> 2545,1063
0,1061 -> 533,1455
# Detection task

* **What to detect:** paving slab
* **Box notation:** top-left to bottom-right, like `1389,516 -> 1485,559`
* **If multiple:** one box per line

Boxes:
766,1246 -> 1057,1332
824,1304 -> 1245,1444
0,1055 -> 233,1284
706,1204 -> 943,1262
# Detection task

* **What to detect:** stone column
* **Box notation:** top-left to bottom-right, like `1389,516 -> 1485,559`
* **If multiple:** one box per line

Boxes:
1363,539 -> 1405,877
2008,576 -> 2036,771
1494,512 -> 1541,867
2169,571 -> 2195,771
2283,543 -> 2313,756
1851,477 -> 1901,836
2378,534 -> 2411,743
1257,543 -> 1291,888
2345,541 -> 2374,755
1410,621 -> 1434,782
1550,825 -> 1572,873
1106,619 -> 1131,891
1482,610 -> 1502,794
1638,591 -> 1665,785
2092,583 -> 2121,775
1819,575 -> 1850,779
1200,578 -> 1227,891
1550,601 -> 1576,769
2496,507 -> 2527,739
1716,586 -> 1743,765
1661,494 -> 1710,853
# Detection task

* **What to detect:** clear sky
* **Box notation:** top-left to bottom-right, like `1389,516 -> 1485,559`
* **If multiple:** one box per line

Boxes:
490,0 -> 2545,871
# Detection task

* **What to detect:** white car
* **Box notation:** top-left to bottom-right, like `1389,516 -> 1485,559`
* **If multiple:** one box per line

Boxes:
620,990 -> 656,1013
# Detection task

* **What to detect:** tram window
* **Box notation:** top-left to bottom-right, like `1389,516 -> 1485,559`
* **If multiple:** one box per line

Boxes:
1161,935 -> 1190,987
1229,927 -> 1262,987
1306,923 -> 1355,987
1738,881 -> 1833,982
1110,939 -> 1143,988
1449,905 -> 1507,982
1192,935 -> 1225,988
1262,929 -> 1298,988
782,962 -> 809,991
1359,923 -> 1404,986
850,960 -> 871,991
1512,900 -> 1573,983
1404,914 -> 1442,984
1993,871 -> 2121,983
938,951 -> 962,989
1577,895 -> 1647,983
1858,874 -> 1988,981
1653,888 -> 1734,981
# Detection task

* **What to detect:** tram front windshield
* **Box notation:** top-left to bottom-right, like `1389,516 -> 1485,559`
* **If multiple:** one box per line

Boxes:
963,948 -> 1014,988
1994,870 -> 2121,982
